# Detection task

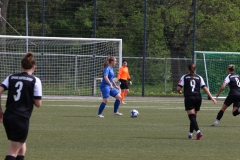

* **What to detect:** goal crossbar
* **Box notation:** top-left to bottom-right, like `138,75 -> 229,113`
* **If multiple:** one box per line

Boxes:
0,35 -> 122,96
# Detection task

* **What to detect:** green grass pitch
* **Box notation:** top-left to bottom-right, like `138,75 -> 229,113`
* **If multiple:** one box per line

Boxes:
0,96 -> 239,160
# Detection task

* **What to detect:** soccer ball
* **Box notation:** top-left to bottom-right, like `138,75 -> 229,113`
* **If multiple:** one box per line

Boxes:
130,109 -> 139,118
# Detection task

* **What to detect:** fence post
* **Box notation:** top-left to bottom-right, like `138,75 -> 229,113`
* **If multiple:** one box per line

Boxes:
142,0 -> 147,97
164,58 -> 167,93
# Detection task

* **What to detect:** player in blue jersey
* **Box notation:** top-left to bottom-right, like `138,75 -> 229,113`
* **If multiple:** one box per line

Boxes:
97,56 -> 122,118
0,52 -> 42,160
211,64 -> 240,126
177,63 -> 217,140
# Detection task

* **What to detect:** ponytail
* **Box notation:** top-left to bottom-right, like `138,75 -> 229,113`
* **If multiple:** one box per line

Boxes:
21,52 -> 36,69
103,56 -> 115,68
188,63 -> 196,80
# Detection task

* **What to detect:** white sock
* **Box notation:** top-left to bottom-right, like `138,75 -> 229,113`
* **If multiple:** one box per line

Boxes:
188,132 -> 193,136
196,130 -> 201,134
215,119 -> 219,124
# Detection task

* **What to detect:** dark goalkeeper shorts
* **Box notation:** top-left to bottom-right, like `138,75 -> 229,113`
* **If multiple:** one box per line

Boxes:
119,79 -> 129,89
3,110 -> 29,142
224,95 -> 240,107
184,96 -> 202,111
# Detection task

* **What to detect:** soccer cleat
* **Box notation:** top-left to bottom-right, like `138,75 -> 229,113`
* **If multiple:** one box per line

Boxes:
97,114 -> 104,118
210,123 -> 218,127
114,112 -> 123,116
188,135 -> 193,139
196,133 -> 203,140
121,102 -> 127,104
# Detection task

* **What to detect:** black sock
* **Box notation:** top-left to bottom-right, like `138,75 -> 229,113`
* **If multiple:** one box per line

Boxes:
216,110 -> 224,120
16,156 -> 24,160
189,121 -> 194,133
5,155 -> 16,160
188,114 -> 199,132
233,109 -> 239,116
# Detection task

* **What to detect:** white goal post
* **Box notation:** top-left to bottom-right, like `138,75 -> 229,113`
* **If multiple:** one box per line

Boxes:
0,35 -> 122,96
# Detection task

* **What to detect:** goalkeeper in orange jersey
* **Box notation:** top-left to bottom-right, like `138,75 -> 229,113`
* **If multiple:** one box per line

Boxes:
118,60 -> 132,104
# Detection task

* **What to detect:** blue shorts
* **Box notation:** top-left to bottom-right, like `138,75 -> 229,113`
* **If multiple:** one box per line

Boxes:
100,85 -> 119,99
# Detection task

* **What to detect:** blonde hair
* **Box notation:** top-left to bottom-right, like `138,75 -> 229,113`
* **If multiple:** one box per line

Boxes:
228,64 -> 235,71
103,56 -> 115,68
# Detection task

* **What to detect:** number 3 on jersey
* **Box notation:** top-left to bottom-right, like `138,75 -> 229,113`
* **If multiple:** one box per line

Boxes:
14,81 -> 23,101
190,80 -> 196,92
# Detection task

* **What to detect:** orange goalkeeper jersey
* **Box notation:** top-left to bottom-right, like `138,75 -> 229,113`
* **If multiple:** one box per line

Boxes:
118,66 -> 131,80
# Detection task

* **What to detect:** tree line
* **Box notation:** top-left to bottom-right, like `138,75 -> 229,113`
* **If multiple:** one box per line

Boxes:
1,0 -> 240,91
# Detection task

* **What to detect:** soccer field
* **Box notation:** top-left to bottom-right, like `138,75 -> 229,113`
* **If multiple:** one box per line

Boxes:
0,96 -> 239,160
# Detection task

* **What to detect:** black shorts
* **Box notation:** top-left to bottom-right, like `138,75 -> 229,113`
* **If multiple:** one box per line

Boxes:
119,79 -> 129,89
3,110 -> 29,142
224,95 -> 240,107
184,96 -> 202,111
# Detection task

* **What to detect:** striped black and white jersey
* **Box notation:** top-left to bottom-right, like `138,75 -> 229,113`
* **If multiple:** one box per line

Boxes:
223,73 -> 240,96
178,73 -> 206,97
1,72 -> 42,118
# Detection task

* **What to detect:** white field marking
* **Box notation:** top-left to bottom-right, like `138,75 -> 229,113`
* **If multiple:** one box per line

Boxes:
41,99 -> 183,103
45,104 -> 222,110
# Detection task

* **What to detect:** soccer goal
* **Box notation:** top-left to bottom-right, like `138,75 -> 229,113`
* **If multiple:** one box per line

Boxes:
0,35 -> 122,96
194,51 -> 240,98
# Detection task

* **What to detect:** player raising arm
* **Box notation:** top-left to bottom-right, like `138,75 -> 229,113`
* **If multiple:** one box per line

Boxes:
211,64 -> 240,126
177,63 -> 217,140
0,52 -> 42,160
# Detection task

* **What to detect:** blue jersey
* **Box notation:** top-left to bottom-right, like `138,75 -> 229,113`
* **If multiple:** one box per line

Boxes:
101,66 -> 114,86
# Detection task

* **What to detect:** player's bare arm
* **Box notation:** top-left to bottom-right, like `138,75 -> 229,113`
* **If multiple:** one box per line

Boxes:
202,86 -> 217,104
34,99 -> 42,108
176,86 -> 182,94
216,83 -> 226,97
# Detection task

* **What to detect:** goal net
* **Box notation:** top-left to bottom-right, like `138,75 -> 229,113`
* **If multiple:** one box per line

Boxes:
0,35 -> 122,96
195,51 -> 240,98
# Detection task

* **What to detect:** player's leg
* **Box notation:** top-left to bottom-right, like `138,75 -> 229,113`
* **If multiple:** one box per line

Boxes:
120,80 -> 128,104
16,142 -> 26,158
232,100 -> 240,116
185,96 -> 203,140
111,89 -> 122,116
98,98 -> 108,117
185,96 -> 202,139
187,109 -> 202,138
211,104 -> 227,126
4,113 -> 28,160
123,89 -> 129,100
98,86 -> 109,117
211,97 -> 231,126
119,80 -> 124,103
5,141 -> 25,158
120,89 -> 125,103
194,97 -> 203,140
188,122 -> 194,139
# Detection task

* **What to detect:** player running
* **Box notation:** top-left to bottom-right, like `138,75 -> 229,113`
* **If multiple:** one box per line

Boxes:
0,52 -> 42,160
97,56 -> 122,118
211,64 -> 240,126
118,60 -> 132,104
177,63 -> 217,140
